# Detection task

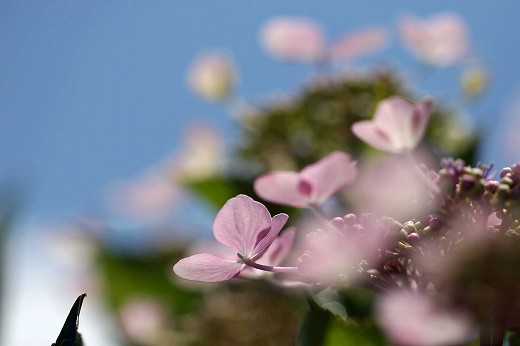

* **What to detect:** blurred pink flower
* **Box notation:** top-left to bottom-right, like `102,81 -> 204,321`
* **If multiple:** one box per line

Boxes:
187,51 -> 237,102
107,171 -> 178,221
328,27 -> 388,62
254,151 -> 357,208
297,215 -> 384,283
376,290 -> 474,346
351,154 -> 433,220
260,17 -> 325,62
352,96 -> 432,154
119,297 -> 169,345
173,194 -> 288,282
174,125 -> 224,181
398,13 -> 470,66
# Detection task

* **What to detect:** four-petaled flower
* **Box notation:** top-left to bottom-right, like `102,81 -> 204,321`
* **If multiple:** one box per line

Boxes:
254,151 -> 357,208
398,12 -> 470,67
259,17 -> 325,63
352,96 -> 432,154
173,194 -> 288,282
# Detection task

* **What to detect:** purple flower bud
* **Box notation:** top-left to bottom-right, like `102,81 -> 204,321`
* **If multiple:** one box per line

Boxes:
500,167 -> 512,179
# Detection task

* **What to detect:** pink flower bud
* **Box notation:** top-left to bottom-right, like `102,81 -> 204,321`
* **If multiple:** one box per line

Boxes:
259,17 -> 325,63
398,12 -> 470,66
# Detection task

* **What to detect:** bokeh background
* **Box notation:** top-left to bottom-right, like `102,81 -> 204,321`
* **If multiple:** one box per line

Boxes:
2,1 -> 520,344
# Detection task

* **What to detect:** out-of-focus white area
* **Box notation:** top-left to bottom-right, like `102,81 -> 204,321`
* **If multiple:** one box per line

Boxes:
1,222 -> 118,346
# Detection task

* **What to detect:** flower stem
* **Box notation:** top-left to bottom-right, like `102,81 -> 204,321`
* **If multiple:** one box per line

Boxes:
239,255 -> 299,274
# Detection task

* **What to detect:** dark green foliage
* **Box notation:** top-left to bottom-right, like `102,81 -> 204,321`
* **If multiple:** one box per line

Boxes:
52,293 -> 86,346
323,319 -> 388,346
98,247 -> 201,316
239,70 -> 477,172
297,289 -> 385,346
186,174 -> 298,217
297,298 -> 332,346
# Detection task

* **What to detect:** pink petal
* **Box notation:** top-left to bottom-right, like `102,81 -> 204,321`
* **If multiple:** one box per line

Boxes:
173,253 -> 244,282
251,213 -> 289,260
254,172 -> 308,207
259,17 -> 325,62
375,97 -> 418,150
329,27 -> 388,61
352,97 -> 432,154
260,228 -> 296,266
299,227 -> 383,283
213,194 -> 272,256
352,120 -> 399,153
412,98 -> 433,142
376,290 -> 475,346
299,151 -> 357,204
398,13 -> 469,66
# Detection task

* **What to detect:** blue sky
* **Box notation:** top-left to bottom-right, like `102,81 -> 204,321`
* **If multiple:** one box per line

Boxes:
3,2 -> 520,343
2,1 -> 520,224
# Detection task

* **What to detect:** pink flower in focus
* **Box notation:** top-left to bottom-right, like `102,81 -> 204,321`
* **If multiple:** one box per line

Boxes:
187,51 -> 237,102
376,290 -> 474,346
352,96 -> 432,154
398,13 -> 470,66
254,151 -> 357,208
260,17 -> 325,63
241,228 -> 296,278
173,194 -> 288,282
328,27 -> 388,62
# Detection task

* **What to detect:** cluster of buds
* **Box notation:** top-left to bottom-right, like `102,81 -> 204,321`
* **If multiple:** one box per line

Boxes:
173,95 -> 520,345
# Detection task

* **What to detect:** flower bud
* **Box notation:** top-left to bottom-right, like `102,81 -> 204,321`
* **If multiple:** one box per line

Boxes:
402,221 -> 417,234
331,217 -> 345,231
428,216 -> 443,230
500,167 -> 512,179
461,65 -> 489,99
343,213 -> 357,226
485,180 -> 500,193
406,232 -> 421,245
417,226 -> 432,238
187,52 -> 237,102
460,174 -> 477,191
501,176 -> 514,187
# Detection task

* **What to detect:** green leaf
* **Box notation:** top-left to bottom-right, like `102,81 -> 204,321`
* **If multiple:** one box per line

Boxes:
186,175 -> 245,209
508,331 -> 520,346
297,298 -> 332,346
52,293 -> 86,346
324,319 -> 389,346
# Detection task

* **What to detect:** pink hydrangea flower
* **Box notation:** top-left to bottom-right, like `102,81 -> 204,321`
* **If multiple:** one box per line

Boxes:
259,17 -> 325,63
328,27 -> 388,62
352,96 -> 432,154
173,194 -> 288,282
296,214 -> 387,284
352,154 -> 432,220
398,12 -> 470,66
376,290 -> 475,346
241,227 -> 296,278
254,151 -> 357,208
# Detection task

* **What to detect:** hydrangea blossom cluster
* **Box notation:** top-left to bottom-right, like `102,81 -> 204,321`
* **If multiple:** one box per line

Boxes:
173,94 -> 520,345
